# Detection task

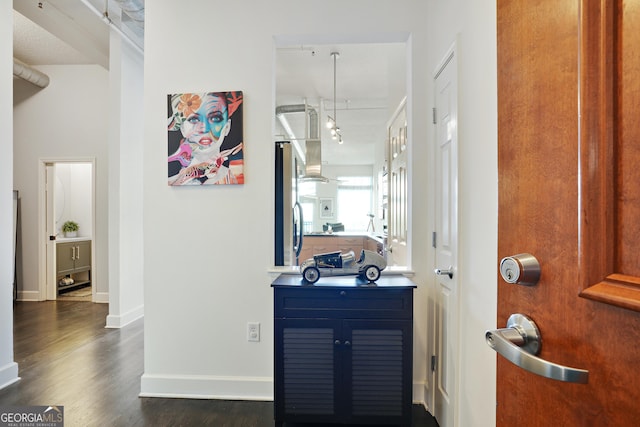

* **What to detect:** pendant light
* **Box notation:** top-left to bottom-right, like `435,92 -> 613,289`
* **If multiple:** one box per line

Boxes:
326,51 -> 344,144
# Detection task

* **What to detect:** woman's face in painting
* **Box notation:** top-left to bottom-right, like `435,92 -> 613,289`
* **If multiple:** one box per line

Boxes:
181,93 -> 229,149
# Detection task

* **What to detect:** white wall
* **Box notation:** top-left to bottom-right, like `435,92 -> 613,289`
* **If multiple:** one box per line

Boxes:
0,2 -> 19,390
13,65 -> 109,299
141,0 -> 433,400
427,1 -> 498,426
55,163 -> 93,237
106,29 -> 145,327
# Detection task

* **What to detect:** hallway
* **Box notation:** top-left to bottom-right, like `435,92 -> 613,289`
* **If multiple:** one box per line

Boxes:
0,302 -> 273,426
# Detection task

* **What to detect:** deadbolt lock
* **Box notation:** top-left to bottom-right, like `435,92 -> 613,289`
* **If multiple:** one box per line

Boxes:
499,253 -> 540,286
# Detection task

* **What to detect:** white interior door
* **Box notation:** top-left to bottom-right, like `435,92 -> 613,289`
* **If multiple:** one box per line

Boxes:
387,98 -> 408,266
41,160 -> 95,301
45,163 -> 57,300
433,46 -> 459,427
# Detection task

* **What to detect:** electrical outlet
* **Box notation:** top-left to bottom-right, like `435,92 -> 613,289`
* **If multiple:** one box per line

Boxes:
247,322 -> 260,342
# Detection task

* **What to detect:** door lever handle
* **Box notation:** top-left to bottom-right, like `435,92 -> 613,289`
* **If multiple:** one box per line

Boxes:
434,266 -> 453,278
486,313 -> 588,384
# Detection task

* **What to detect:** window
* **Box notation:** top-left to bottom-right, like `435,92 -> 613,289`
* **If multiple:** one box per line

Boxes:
337,176 -> 373,232
301,202 -> 314,233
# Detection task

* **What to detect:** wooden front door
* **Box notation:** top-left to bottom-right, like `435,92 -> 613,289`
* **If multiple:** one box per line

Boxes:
497,1 -> 640,425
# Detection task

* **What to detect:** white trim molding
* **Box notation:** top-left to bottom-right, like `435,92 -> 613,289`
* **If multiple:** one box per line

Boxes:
0,362 -> 19,391
105,303 -> 143,328
16,290 -> 41,302
94,291 -> 110,304
139,374 -> 273,401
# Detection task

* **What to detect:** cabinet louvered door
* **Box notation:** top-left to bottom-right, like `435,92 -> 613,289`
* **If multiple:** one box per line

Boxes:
345,320 -> 413,425
274,318 -> 341,423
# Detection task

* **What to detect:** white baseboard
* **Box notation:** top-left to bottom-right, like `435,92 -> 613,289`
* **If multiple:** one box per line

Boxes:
413,380 -> 426,405
105,304 -> 144,328
420,381 -> 433,413
0,362 -> 20,391
93,291 -> 109,304
140,375 -> 424,405
139,374 -> 273,401
17,290 -> 41,301
17,291 -> 109,303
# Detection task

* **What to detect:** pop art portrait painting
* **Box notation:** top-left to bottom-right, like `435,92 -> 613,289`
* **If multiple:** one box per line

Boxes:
167,91 -> 244,185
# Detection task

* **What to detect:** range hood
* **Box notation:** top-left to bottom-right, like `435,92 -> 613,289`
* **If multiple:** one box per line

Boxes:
301,139 -> 329,183
275,103 -> 330,183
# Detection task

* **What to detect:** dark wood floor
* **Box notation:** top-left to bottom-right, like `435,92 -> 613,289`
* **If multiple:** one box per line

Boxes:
0,301 -> 439,427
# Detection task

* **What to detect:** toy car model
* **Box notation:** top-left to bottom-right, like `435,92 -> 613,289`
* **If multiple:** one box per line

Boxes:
300,249 -> 387,284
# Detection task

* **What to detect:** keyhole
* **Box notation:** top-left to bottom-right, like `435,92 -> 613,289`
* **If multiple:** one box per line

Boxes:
506,270 -> 513,281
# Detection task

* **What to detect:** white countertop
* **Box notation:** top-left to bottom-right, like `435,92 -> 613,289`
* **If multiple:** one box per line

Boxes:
56,236 -> 91,243
305,232 -> 386,241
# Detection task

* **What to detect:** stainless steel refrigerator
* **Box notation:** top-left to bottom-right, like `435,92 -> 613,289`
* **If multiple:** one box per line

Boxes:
275,141 -> 303,266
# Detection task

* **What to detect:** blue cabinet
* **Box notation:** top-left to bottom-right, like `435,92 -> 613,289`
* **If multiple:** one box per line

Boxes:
272,275 -> 416,426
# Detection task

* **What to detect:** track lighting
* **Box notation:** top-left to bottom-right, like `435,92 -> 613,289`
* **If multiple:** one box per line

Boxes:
327,52 -> 344,144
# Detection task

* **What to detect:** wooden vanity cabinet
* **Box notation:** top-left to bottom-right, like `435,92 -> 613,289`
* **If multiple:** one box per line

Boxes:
272,274 -> 415,426
56,239 -> 91,291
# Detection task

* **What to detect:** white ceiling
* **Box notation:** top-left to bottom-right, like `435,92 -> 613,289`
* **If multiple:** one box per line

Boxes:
12,0 -> 142,69
276,43 -> 406,166
13,9 -> 94,66
12,1 -> 406,168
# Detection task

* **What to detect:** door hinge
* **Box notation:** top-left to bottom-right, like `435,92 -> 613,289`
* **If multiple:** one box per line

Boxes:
432,231 -> 437,248
432,107 -> 437,124
431,355 -> 437,372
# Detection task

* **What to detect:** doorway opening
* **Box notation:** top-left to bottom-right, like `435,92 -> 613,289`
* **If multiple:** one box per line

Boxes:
38,159 -> 96,302
273,40 -> 410,268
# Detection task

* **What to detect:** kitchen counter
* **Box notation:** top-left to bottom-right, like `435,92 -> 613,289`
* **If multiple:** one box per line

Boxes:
304,231 -> 385,243
298,233 -> 385,265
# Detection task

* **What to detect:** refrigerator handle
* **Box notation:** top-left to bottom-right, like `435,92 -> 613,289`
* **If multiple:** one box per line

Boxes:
293,201 -> 304,264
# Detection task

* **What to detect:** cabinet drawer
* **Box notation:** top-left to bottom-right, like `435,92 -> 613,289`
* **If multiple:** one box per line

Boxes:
298,248 -> 314,264
275,287 -> 413,319
312,244 -> 337,254
336,237 -> 363,246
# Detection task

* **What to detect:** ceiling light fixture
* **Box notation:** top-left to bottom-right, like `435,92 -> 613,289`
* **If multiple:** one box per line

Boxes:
326,51 -> 344,144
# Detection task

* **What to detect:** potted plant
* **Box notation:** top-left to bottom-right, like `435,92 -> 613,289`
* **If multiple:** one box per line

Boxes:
62,221 -> 79,238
